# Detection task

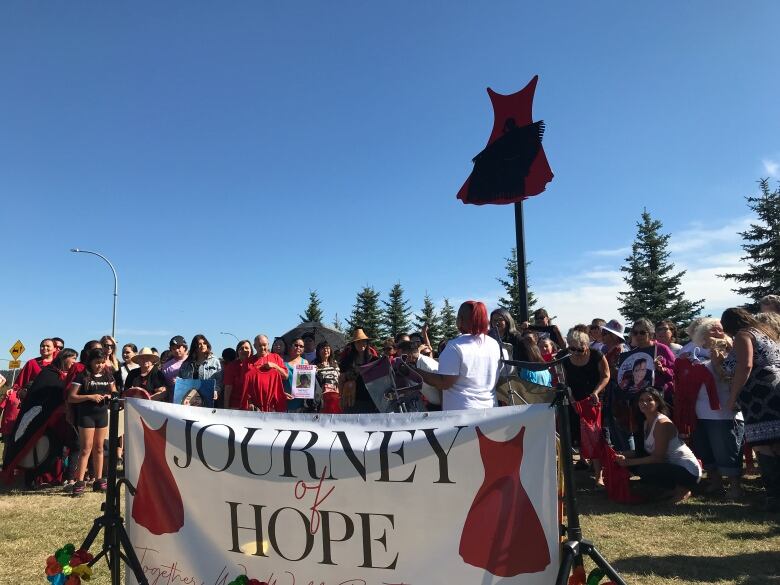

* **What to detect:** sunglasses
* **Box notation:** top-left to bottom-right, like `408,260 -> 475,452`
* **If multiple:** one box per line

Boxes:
570,347 -> 586,353
103,344 -> 115,348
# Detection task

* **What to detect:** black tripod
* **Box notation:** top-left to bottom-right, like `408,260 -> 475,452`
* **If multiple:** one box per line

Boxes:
504,355 -> 626,585
80,394 -> 149,585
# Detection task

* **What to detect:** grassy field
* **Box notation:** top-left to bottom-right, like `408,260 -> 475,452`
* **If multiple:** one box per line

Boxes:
1,460 -> 778,585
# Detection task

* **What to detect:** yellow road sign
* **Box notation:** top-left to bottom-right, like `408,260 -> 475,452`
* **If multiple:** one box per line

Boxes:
9,340 -> 25,360
8,359 -> 21,369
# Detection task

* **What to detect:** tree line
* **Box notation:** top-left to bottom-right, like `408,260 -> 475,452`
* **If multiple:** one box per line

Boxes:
300,178 -> 779,345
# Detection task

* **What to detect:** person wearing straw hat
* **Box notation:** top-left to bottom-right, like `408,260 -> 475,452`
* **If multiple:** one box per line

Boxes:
124,347 -> 167,401
338,328 -> 379,413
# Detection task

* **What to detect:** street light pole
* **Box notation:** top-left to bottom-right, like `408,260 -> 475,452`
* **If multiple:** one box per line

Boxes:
220,332 -> 240,344
71,248 -> 118,339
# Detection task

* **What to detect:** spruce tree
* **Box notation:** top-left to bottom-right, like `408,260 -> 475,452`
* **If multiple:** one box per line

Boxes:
299,290 -> 324,323
497,247 -> 537,324
720,179 -> 780,308
346,286 -> 382,342
618,210 -> 704,326
440,298 -> 459,341
413,293 -> 441,347
331,313 -> 343,332
381,282 -> 412,339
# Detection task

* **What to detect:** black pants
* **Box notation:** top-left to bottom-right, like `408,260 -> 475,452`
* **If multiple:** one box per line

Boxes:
633,463 -> 699,490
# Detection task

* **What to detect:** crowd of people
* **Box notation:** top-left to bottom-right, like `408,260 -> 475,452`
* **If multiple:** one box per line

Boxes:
1,295 -> 779,512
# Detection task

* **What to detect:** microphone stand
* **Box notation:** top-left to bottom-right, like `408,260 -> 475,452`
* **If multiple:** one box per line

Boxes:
504,355 -> 626,584
492,325 -> 523,406
79,394 -> 149,585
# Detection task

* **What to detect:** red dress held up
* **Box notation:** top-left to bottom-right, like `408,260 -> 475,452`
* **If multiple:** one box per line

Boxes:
132,418 -> 184,535
459,426 -> 551,576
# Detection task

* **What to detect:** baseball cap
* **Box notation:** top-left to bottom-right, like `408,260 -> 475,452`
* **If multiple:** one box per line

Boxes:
169,335 -> 187,347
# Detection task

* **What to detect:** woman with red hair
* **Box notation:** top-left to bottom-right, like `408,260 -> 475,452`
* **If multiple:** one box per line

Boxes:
411,301 -> 500,410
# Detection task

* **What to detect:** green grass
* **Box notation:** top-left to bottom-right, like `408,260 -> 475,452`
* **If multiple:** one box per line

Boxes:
1,437 -> 778,585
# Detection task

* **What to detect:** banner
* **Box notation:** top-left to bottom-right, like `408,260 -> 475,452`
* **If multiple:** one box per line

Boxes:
124,400 -> 559,585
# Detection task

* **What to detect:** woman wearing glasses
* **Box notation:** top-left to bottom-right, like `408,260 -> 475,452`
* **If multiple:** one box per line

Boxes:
100,335 -> 120,372
562,330 -> 610,486
628,318 -> 676,401
654,320 -> 683,356
615,388 -> 701,503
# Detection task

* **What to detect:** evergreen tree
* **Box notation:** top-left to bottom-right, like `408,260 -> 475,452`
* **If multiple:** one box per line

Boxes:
497,247 -> 537,324
346,286 -> 382,342
440,298 -> 459,341
618,210 -> 704,326
299,290 -> 324,323
331,313 -> 343,332
720,179 -> 780,308
381,282 -> 412,339
413,292 -> 441,347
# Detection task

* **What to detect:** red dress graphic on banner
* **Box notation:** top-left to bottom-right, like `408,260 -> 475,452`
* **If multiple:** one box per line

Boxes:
459,426 -> 550,576
131,418 -> 184,535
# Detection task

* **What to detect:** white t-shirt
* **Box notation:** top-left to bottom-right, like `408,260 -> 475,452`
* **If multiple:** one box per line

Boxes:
437,334 -> 501,411
695,361 -> 743,422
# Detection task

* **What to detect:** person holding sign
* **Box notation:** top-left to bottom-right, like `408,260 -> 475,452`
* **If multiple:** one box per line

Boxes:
629,318 -> 676,401
284,338 -> 309,412
179,335 -> 222,404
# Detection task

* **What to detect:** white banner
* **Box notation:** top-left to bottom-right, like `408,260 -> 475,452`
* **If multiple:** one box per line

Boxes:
124,400 -> 559,585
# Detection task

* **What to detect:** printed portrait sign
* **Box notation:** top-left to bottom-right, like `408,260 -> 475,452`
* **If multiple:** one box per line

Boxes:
617,346 -> 657,394
124,400 -> 559,585
292,364 -> 316,399
172,378 -> 216,407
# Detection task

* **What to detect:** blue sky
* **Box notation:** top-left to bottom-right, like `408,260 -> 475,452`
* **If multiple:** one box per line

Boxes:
2,2 -> 779,359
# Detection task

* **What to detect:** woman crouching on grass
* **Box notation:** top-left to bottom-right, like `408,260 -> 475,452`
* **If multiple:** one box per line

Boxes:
67,347 -> 115,496
615,388 -> 702,503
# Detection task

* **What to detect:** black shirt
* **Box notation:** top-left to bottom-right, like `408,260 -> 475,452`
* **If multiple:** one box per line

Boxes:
562,349 -> 604,402
73,370 -> 113,415
124,367 -> 167,396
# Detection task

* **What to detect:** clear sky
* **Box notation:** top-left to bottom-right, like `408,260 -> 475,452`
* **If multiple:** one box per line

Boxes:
2,2 -> 779,359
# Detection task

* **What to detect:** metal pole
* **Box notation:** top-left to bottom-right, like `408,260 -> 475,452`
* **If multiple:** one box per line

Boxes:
70,249 -> 118,338
514,201 -> 529,323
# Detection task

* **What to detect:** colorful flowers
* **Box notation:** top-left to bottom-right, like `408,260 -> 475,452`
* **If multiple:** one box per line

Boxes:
45,544 -> 94,585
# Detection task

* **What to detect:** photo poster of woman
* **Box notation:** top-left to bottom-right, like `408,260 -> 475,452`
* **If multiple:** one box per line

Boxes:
292,364 -> 316,399
616,345 -> 657,395
173,378 -> 216,407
